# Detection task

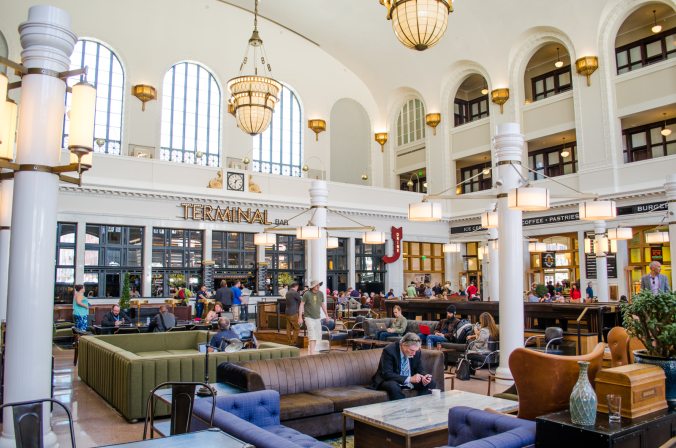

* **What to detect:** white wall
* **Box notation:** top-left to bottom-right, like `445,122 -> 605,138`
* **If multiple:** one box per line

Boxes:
329,98 -> 371,185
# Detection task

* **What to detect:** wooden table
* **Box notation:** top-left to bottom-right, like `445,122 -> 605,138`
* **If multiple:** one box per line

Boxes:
99,429 -> 252,447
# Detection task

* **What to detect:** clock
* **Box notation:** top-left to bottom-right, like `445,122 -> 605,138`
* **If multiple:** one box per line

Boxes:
226,172 -> 245,191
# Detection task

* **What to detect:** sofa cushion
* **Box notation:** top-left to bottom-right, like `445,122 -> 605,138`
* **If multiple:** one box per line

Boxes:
279,393 -> 335,421
264,424 -> 331,448
308,385 -> 388,412
447,406 -> 535,447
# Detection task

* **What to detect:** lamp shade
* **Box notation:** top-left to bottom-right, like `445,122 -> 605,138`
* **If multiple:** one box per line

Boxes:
0,100 -> 18,161
296,226 -> 321,240
584,238 -> 593,254
0,73 -> 7,103
579,200 -> 616,221
508,187 -> 550,211
528,242 -> 547,253
610,239 -> 617,253
68,81 -> 96,154
326,237 -> 339,249
477,246 -> 485,260
387,0 -> 452,51
227,75 -> 281,136
254,232 -> 276,246
443,242 -> 461,253
363,231 -> 386,245
645,231 -> 669,244
481,211 -> 498,229
408,201 -> 442,222
607,227 -> 632,240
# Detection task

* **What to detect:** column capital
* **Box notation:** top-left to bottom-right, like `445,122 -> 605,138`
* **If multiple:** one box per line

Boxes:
19,5 -> 77,72
494,123 -> 524,163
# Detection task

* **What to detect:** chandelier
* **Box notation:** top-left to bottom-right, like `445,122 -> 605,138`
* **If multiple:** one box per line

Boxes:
227,0 -> 281,136
380,0 -> 453,51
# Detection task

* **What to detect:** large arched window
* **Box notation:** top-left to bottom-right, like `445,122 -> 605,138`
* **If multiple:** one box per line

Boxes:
252,84 -> 302,176
396,98 -> 425,146
63,39 -> 124,154
160,62 -> 221,166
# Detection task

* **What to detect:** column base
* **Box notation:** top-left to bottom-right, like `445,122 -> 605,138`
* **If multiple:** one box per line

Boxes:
495,365 -> 514,385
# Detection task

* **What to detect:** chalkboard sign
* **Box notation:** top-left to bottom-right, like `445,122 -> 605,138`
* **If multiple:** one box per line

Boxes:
585,253 -> 617,279
256,262 -> 268,295
202,260 -> 215,291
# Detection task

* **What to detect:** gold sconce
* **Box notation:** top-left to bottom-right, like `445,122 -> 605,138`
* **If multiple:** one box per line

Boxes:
307,119 -> 326,141
575,56 -> 598,87
131,84 -> 156,111
490,88 -> 510,114
374,132 -> 388,152
425,113 -> 441,135
227,101 -> 236,117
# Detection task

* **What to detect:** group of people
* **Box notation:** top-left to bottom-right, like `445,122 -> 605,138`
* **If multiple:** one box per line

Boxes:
194,280 -> 252,322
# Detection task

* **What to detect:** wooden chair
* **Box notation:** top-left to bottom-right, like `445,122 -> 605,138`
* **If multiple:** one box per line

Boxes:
509,342 -> 605,420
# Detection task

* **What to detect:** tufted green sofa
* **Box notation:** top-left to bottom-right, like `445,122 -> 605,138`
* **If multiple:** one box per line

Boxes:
77,331 -> 298,421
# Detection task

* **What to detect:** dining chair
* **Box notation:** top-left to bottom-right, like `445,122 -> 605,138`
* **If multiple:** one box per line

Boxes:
0,398 -> 76,447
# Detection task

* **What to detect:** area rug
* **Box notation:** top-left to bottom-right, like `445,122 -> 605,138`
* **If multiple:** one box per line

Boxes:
321,435 -> 354,448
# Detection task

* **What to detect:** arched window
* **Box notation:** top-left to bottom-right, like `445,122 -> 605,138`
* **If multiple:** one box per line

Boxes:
160,62 -> 221,166
252,85 -> 302,176
396,98 -> 425,146
63,39 -> 124,154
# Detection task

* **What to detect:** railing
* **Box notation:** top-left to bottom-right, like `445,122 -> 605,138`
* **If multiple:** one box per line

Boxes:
576,307 -> 590,355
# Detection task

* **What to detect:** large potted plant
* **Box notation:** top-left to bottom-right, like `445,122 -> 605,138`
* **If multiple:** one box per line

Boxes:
119,272 -> 131,312
622,290 -> 676,409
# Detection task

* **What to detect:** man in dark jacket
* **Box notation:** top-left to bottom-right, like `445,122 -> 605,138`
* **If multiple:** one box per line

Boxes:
147,305 -> 176,332
101,304 -> 131,328
215,280 -> 233,311
371,333 -> 436,400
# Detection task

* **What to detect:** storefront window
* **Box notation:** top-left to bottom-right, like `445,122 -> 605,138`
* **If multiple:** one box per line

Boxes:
528,234 -> 579,288
54,222 -> 77,304
327,237 -> 348,292
265,235 -> 305,295
211,231 -> 256,291
355,238 -> 386,294
151,228 -> 203,297
403,241 -> 445,287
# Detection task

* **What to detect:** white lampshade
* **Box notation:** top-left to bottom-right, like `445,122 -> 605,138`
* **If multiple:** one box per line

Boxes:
610,239 -> 617,253
645,231 -> 670,244
70,150 -> 93,168
408,201 -> 442,222
68,81 -> 96,154
443,242 -> 461,253
363,231 -> 386,245
528,242 -> 547,253
579,200 -> 616,221
478,246 -> 485,260
661,127 -> 672,137
508,187 -> 550,211
584,238 -> 593,254
296,226 -> 321,240
326,237 -> 339,249
0,100 -> 18,161
481,211 -> 498,229
254,232 -> 276,246
607,227 -> 632,240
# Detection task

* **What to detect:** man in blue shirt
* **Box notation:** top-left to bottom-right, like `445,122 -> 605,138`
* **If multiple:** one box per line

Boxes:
231,280 -> 242,321
209,317 -> 239,351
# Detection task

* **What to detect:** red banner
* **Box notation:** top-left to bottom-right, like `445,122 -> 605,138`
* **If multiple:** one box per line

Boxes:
382,226 -> 403,264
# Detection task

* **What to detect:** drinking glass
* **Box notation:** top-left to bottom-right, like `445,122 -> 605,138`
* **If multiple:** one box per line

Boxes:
607,394 -> 621,422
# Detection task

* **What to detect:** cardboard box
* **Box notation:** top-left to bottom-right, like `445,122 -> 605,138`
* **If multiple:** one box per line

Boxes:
595,363 -> 667,418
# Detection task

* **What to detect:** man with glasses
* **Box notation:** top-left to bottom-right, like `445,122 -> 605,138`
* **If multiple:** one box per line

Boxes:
641,261 -> 671,294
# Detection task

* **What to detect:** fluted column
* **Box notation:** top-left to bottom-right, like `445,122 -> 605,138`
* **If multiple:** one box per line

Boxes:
308,180 -> 328,298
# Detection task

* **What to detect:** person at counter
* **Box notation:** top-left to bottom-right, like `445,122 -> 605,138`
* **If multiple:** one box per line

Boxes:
215,280 -> 233,311
406,282 -> 417,298
569,284 -> 581,302
466,281 -> 478,299
195,285 -> 210,319
101,305 -> 131,328
585,282 -> 594,300
231,280 -> 242,321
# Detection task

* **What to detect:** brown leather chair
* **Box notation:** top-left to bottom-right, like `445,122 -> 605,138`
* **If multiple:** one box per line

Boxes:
509,342 -> 605,420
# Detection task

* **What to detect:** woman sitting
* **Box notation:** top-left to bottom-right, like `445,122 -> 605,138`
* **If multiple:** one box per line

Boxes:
465,312 -> 499,369
205,302 -> 224,322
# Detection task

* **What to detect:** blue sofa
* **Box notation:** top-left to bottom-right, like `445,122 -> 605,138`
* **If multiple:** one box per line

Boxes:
192,390 -> 330,448
440,406 -> 535,448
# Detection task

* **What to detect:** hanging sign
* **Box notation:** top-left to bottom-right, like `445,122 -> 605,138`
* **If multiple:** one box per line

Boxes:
541,252 -> 556,269
382,227 -> 403,264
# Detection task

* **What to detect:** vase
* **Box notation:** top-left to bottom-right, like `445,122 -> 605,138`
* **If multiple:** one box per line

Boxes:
634,350 -> 676,410
570,360 -> 597,426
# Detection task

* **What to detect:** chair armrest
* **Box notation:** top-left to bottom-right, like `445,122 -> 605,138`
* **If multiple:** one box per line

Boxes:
216,362 -> 266,391
207,390 -> 281,426
545,337 -> 563,352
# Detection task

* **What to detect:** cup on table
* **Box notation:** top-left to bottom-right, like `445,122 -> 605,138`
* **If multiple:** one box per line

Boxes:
431,388 -> 441,398
607,394 -> 621,422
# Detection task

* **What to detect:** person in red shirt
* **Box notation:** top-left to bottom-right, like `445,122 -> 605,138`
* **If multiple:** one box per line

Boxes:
569,284 -> 581,302
466,281 -> 478,299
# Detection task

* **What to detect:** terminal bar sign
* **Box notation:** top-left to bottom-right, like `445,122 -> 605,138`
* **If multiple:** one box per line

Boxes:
180,203 -> 272,224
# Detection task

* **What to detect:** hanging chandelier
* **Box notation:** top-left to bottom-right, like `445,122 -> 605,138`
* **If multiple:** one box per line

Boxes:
380,0 -> 453,51
227,0 -> 281,136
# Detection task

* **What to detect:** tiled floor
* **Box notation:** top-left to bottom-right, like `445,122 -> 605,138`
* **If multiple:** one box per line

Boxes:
35,345 -> 510,447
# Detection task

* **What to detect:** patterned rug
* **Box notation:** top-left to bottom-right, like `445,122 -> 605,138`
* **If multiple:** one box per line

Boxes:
321,435 -> 354,448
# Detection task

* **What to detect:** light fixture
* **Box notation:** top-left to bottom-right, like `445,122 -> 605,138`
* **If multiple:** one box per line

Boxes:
408,201 -> 442,222
302,164 -> 309,172
528,242 -> 547,253
554,47 -> 564,68
560,137 -> 570,158
227,0 -> 281,136
508,187 -> 550,211
363,231 -> 386,245
481,211 -> 498,229
296,226 -> 321,240
477,245 -> 485,260
491,88 -> 510,114
575,56 -> 598,87
425,113 -> 441,135
610,239 -> 618,253
0,99 -> 18,161
481,80 -> 489,96
645,231 -> 669,244
254,232 -> 276,246
242,157 -> 251,166
227,101 -> 236,117
585,237 -> 612,254
308,119 -> 326,141
651,10 -> 662,34
375,132 -> 388,152
131,84 -> 156,111
584,238 -> 593,254
326,236 -> 339,249
607,227 -> 632,240
578,200 -> 616,221
443,242 -> 461,253
68,81 -> 97,155
596,236 -> 610,254
482,167 -> 491,175
407,179 -> 414,188
379,0 -> 453,51
423,182 -> 428,189
660,113 -> 671,137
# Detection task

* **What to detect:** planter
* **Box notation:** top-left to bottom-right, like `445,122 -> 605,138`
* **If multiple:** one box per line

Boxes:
634,350 -> 676,410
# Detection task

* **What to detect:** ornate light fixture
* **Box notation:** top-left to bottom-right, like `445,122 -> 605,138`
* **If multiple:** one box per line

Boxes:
554,47 -> 564,68
607,227 -> 632,240
379,0 -> 453,51
375,132 -> 388,152
508,187 -> 550,211
491,88 -> 509,114
308,119 -> 326,141
425,113 -> 441,135
443,242 -> 461,253
408,201 -> 442,222
481,80 -> 489,96
651,10 -> 662,34
131,84 -> 156,111
363,231 -> 386,245
254,232 -> 276,246
660,113 -> 671,137
227,0 -> 281,136
575,56 -> 598,87
579,200 -> 616,221
645,231 -> 669,244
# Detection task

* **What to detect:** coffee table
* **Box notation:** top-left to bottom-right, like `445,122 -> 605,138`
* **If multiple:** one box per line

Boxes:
342,390 -> 519,448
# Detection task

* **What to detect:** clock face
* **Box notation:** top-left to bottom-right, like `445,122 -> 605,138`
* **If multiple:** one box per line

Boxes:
227,172 -> 245,191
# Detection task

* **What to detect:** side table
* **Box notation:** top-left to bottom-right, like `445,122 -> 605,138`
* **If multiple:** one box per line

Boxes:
536,409 -> 675,448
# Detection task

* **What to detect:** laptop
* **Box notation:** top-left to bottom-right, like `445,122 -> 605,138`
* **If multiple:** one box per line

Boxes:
375,322 -> 387,331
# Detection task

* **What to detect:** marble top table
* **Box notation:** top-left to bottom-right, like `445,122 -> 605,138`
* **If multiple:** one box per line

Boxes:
101,429 -> 252,447
342,390 -> 519,448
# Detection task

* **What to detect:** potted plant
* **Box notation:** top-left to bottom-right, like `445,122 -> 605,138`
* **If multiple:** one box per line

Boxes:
277,272 -> 294,291
119,272 -> 131,313
622,290 -> 676,409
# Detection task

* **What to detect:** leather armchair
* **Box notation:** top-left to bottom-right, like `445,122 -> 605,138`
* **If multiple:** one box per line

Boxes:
509,342 -> 605,420
439,406 -> 535,448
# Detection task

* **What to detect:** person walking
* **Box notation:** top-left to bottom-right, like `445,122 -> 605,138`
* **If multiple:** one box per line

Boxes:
285,282 -> 302,346
72,284 -> 89,332
298,280 -> 328,356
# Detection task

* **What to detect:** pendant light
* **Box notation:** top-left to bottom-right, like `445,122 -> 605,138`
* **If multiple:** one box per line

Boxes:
481,79 -> 488,96
408,201 -> 442,222
607,227 -> 632,240
380,0 -> 453,51
326,236 -> 339,249
363,231 -> 386,245
508,187 -> 550,211
254,232 -> 276,246
443,242 -> 461,253
296,226 -> 321,240
645,231 -> 669,244
651,10 -> 662,34
554,47 -> 564,68
528,242 -> 547,253
579,200 -> 616,221
661,113 -> 671,137
560,137 -> 570,158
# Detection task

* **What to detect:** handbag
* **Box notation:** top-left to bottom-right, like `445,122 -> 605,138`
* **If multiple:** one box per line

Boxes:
455,358 -> 471,381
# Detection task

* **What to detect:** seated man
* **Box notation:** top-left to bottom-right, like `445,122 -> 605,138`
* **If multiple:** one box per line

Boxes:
375,305 -> 407,341
147,305 -> 176,332
101,304 -> 131,328
371,332 -> 436,400
419,305 -> 462,346
209,317 -> 239,351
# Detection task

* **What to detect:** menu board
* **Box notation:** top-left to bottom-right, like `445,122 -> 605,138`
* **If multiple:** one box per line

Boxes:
585,253 -> 617,279
202,261 -> 215,290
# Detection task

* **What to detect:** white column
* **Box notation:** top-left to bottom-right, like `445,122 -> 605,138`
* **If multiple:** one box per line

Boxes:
2,6 -> 76,447
577,229 -> 587,293
487,227 -> 499,301
75,219 -> 86,284
495,123 -> 525,383
142,225 -> 152,296
666,174 -> 676,292
595,220 -> 609,302
348,236 -> 356,289
384,237 -> 404,296
0,179 -> 13,321
308,180 -> 328,298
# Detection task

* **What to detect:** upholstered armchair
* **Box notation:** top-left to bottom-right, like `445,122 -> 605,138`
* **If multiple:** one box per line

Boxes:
439,406 -> 535,448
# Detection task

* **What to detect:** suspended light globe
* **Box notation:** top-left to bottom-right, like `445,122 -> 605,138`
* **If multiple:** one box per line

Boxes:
296,226 -> 321,240
481,211 -> 498,228
443,243 -> 461,253
645,231 -> 669,244
363,231 -> 386,245
384,0 -> 453,51
326,237 -> 339,249
607,227 -> 632,240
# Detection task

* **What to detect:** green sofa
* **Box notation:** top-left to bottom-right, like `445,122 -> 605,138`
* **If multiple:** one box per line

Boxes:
78,331 -> 298,421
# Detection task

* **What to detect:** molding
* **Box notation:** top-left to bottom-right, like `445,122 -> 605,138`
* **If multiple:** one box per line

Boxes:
521,90 -> 574,112
615,58 -> 676,84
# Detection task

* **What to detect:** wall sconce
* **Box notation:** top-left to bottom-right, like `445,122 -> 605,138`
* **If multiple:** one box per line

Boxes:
491,88 -> 509,114
307,119 -> 326,141
425,113 -> 441,135
131,84 -> 156,111
374,132 -> 388,152
575,56 -> 598,87
227,101 -> 236,117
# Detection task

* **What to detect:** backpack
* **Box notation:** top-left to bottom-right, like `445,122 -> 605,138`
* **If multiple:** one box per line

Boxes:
454,319 -> 474,344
